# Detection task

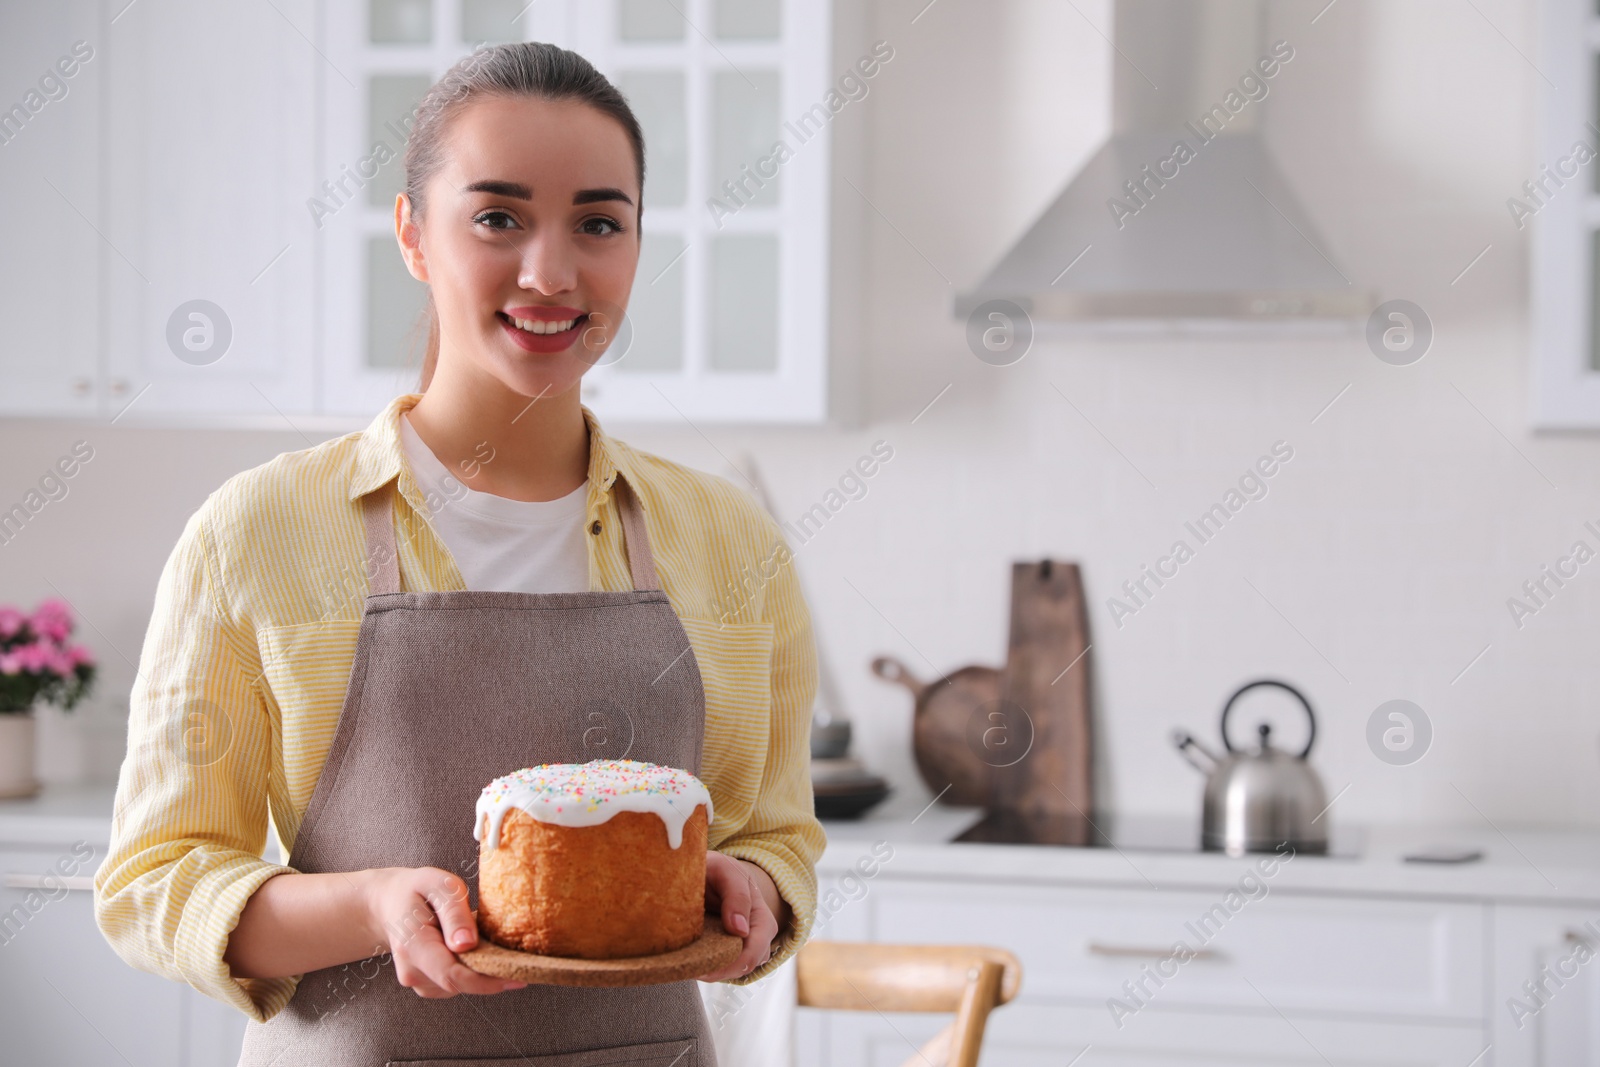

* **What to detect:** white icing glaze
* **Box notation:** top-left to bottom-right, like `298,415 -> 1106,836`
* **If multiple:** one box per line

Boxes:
474,758 -> 713,851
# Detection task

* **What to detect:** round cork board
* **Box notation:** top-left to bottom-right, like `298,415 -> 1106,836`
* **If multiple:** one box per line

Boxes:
457,912 -> 743,987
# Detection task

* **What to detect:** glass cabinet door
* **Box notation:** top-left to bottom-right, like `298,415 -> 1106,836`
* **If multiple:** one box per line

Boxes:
319,0 -> 831,423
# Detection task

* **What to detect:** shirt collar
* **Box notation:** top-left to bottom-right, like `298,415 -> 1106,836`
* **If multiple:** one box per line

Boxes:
346,392 -> 627,505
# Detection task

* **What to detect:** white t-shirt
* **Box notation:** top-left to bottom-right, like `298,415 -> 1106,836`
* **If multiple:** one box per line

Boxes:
397,412 -> 591,593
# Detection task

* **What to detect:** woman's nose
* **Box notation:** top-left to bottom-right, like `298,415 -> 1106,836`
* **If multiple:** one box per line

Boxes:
517,235 -> 578,293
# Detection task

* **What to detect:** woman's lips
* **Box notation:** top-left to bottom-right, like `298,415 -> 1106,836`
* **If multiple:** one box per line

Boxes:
496,310 -> 589,354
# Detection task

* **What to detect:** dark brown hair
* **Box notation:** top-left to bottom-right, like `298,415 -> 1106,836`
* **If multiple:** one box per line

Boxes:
401,42 -> 646,390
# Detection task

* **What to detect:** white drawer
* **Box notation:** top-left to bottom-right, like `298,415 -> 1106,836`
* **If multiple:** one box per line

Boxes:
801,1002 -> 1488,1067
865,878 -> 1486,1021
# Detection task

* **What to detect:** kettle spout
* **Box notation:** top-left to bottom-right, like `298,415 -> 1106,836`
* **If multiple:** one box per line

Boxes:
1171,729 -> 1221,774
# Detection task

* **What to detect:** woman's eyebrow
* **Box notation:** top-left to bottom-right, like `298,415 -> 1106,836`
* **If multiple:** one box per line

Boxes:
462,179 -> 634,207
574,187 -> 635,207
463,179 -> 531,198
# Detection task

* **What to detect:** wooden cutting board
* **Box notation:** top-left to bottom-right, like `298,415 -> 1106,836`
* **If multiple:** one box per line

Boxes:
988,559 -> 1093,815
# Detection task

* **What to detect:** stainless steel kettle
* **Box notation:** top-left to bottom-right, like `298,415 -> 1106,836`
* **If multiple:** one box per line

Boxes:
1171,679 -> 1328,856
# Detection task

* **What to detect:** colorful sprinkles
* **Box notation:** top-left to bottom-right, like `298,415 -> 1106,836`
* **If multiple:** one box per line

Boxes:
474,758 -> 713,851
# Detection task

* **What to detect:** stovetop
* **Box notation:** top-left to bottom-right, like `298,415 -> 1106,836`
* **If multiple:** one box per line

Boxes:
950,808 -> 1364,858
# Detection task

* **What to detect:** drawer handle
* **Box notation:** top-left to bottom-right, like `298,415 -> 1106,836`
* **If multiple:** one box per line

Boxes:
4,874 -> 94,892
1087,941 -> 1225,962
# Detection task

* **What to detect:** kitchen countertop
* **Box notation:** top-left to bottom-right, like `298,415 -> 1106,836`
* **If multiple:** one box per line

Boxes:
0,782 -> 130,847
818,788 -> 1600,906
15,781 -> 1600,906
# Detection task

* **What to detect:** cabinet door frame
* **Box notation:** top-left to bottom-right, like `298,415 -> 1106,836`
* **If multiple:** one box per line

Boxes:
1492,903 -> 1600,1067
565,0 -> 832,424
1531,0 -> 1600,428
101,0 -> 318,426
0,2 -> 102,418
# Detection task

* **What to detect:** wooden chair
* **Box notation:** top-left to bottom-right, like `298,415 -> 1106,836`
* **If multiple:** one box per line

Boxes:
795,941 -> 1023,1067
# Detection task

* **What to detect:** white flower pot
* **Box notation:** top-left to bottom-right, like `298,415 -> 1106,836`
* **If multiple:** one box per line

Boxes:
0,714 -> 41,799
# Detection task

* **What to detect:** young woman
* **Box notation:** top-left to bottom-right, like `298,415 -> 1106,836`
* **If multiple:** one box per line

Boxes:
94,42 -> 824,1065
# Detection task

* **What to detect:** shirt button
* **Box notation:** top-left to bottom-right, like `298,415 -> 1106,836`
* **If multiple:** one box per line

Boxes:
589,520 -> 602,535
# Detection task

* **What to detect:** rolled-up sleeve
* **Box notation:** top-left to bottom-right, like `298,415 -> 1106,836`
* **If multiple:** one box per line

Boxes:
711,514 -> 828,985
93,497 -> 299,1021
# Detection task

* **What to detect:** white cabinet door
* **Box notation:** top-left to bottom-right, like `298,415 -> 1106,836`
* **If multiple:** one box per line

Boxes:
863,878 -> 1487,1022
800,1002 -> 1488,1067
0,846 -> 184,1065
102,0 -> 316,423
186,983 -> 249,1066
1493,903 -> 1600,1066
0,3 -> 101,417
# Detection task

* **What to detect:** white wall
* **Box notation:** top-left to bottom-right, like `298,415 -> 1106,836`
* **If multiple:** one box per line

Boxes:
3,0 -> 1595,829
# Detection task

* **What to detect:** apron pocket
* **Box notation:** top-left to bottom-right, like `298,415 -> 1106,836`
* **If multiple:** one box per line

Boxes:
387,1036 -> 700,1067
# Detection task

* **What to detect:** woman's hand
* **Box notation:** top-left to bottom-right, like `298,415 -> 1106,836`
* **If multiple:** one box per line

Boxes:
700,853 -> 786,981
363,866 -> 527,998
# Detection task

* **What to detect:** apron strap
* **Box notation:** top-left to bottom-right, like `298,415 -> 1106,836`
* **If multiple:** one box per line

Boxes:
358,472 -> 661,595
611,473 -> 661,592
361,481 -> 402,595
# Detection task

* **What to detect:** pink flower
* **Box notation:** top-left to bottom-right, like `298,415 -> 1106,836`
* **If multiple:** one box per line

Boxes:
19,642 -> 50,672
0,608 -> 24,641
29,599 -> 74,644
0,646 -> 32,675
65,644 -> 94,669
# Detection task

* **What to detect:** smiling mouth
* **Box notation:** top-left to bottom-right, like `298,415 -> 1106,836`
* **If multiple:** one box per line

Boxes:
497,311 -> 590,336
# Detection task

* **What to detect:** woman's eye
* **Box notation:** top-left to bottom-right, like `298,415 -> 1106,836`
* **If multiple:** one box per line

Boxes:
473,210 -> 517,230
583,216 -> 624,236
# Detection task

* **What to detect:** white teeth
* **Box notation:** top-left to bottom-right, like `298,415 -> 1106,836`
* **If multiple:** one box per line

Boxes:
511,316 -> 577,334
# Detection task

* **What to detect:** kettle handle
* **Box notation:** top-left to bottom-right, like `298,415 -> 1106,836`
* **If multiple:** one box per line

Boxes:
1220,679 -> 1315,758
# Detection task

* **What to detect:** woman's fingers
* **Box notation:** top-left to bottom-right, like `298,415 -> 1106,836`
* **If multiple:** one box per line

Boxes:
374,867 -> 526,997
422,874 -> 479,953
700,911 -> 779,981
408,925 -> 526,997
734,908 -> 780,975
700,853 -> 781,981
705,852 -> 754,936
392,943 -> 453,998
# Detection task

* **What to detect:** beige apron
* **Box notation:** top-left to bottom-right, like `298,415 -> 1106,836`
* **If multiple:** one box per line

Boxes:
236,473 -> 718,1066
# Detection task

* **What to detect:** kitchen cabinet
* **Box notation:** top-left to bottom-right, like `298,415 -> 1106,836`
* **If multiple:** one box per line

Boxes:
317,0 -> 840,424
0,848 -> 252,1067
800,875 -> 1490,1065
0,787 -> 260,1067
0,1 -> 101,418
810,1005 -> 1487,1067
0,844 -> 186,1065
870,880 -> 1486,1020
801,807 -> 1600,1067
1491,904 -> 1600,1066
1,0 -> 857,428
1531,0 -> 1600,428
99,0 -> 318,425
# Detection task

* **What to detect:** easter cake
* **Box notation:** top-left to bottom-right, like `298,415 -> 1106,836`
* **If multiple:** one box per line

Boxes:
473,758 -> 713,958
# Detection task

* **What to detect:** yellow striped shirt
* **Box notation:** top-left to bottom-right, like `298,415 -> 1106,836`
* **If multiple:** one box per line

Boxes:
93,391 -> 826,1022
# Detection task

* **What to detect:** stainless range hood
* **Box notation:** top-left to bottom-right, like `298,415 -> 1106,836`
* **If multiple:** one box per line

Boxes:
953,0 -> 1369,325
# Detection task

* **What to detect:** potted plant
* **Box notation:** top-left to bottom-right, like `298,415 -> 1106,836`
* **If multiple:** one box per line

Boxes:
0,599 -> 96,798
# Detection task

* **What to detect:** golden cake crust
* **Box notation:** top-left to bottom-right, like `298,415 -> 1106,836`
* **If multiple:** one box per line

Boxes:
477,802 -> 709,958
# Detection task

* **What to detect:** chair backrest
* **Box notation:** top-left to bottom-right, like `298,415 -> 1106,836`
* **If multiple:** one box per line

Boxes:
796,941 -> 1023,1067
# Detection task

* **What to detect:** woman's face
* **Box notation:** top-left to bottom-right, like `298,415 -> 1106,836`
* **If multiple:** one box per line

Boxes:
399,94 -> 640,401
